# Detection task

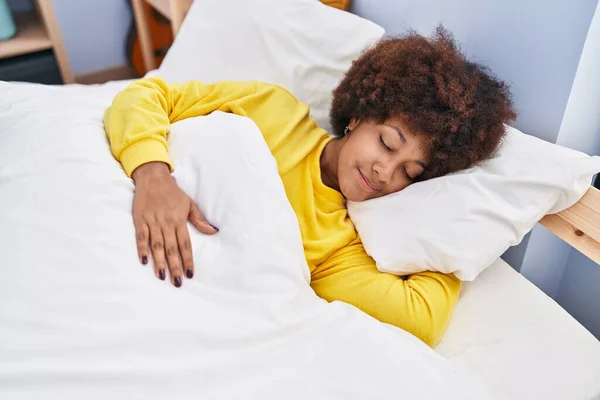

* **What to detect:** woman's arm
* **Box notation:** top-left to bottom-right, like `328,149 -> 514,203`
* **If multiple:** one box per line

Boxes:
104,77 -> 266,286
104,76 -> 315,287
104,77 -> 261,177
311,243 -> 461,347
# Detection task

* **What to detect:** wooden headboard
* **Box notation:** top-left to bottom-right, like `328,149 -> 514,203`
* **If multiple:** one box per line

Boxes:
540,186 -> 600,264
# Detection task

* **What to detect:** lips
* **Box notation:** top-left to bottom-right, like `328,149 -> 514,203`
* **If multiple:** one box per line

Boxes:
358,169 -> 379,192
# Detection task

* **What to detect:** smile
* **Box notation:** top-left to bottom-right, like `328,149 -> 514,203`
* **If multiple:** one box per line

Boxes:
358,169 -> 379,192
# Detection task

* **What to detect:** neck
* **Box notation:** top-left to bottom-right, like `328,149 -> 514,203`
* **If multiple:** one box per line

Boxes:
320,137 -> 345,192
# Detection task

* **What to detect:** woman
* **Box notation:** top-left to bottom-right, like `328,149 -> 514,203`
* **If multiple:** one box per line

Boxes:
104,29 -> 516,346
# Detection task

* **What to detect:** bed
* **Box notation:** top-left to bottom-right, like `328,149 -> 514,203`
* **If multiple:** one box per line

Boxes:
441,258 -> 600,399
1,73 -> 600,400
2,0 -> 600,398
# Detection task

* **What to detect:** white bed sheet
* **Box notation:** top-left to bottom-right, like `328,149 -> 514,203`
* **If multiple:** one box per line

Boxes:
440,258 -> 600,400
0,79 -> 492,400
1,79 -> 600,400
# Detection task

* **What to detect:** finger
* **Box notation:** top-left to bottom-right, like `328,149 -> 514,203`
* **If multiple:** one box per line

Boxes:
134,221 -> 150,266
189,202 -> 218,235
149,224 -> 167,281
163,226 -> 183,288
177,224 -> 194,279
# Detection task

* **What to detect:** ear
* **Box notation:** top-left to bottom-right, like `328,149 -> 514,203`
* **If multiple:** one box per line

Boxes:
348,118 -> 360,131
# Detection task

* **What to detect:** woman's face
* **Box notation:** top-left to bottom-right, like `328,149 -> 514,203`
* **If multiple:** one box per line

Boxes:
336,118 -> 428,202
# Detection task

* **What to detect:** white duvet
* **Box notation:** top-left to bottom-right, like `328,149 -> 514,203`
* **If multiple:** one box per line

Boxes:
0,81 -> 493,399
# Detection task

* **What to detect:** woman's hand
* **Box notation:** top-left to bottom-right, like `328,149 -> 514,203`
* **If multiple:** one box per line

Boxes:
131,162 -> 218,287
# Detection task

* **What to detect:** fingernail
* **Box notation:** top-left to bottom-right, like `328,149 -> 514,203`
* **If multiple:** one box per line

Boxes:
159,269 -> 166,280
210,224 -> 219,232
174,276 -> 182,288
142,256 -> 148,265
186,269 -> 193,279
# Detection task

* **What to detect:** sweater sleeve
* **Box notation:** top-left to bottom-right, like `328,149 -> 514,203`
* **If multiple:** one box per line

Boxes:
103,76 -> 315,177
311,242 -> 462,347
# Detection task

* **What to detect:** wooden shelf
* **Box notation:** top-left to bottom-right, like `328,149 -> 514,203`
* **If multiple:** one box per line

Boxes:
0,0 -> 74,84
0,11 -> 53,59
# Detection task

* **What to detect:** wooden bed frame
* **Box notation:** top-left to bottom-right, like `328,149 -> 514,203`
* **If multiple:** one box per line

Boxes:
540,186 -> 600,264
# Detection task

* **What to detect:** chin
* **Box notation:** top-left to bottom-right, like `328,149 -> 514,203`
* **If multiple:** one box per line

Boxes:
344,193 -> 363,202
339,183 -> 368,202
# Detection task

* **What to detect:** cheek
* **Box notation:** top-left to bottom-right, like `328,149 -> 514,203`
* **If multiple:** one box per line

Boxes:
336,146 -> 354,179
337,163 -> 356,193
340,137 -> 378,167
339,175 -> 366,202
386,180 -> 411,195
336,156 -> 363,200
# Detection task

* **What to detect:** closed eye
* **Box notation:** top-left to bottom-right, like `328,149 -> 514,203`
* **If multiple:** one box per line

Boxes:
379,135 -> 392,152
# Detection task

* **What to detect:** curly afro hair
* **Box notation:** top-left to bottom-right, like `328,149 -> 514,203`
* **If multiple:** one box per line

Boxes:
330,27 -> 517,180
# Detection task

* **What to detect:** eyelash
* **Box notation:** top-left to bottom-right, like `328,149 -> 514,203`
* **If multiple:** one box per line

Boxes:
380,135 -> 414,181
379,135 -> 392,152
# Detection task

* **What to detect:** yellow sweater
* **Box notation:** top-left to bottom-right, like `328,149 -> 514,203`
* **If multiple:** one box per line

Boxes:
104,77 -> 461,346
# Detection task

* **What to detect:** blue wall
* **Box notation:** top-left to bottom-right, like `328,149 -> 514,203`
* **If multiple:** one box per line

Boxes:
519,0 -> 600,339
352,0 -> 600,338
557,251 -> 600,337
51,0 -> 132,74
7,0 -> 131,75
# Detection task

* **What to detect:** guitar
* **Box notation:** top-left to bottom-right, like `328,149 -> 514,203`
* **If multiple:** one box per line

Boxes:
126,1 -> 174,77
125,0 -> 353,77
320,0 -> 352,10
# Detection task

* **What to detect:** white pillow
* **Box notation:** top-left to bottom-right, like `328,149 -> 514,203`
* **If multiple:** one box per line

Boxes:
158,0 -> 384,133
347,125 -> 600,281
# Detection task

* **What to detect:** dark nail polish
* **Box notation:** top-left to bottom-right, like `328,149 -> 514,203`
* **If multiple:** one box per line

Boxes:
159,269 -> 166,280
174,276 -> 182,287
142,256 -> 148,265
210,224 -> 219,232
186,269 -> 193,279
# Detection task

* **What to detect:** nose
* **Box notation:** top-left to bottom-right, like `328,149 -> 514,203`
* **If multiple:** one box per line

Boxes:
373,161 -> 394,184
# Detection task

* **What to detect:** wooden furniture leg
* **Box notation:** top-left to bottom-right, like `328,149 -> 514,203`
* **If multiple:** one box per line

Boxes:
131,0 -> 156,72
